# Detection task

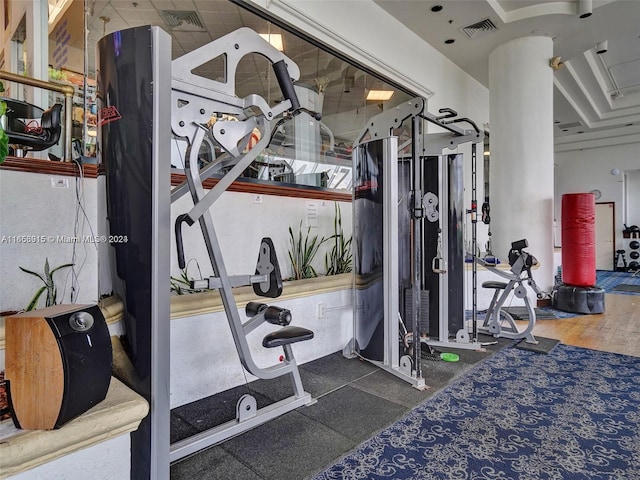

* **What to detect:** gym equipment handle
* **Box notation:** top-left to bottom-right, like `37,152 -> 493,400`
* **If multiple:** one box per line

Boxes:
272,60 -> 322,121
432,257 -> 447,274
175,214 -> 193,270
443,117 -> 481,134
272,60 -> 301,112
436,107 -> 458,120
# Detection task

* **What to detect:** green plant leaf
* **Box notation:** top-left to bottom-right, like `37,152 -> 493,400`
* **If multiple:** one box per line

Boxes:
50,263 -> 74,275
19,266 -> 47,284
0,129 -> 8,165
25,286 -> 47,311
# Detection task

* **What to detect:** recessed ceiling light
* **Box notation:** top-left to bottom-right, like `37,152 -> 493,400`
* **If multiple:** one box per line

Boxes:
259,33 -> 284,51
626,123 -> 633,126
431,5 -> 443,12
554,120 -> 560,124
577,131 -> 584,134
444,39 -> 455,44
562,129 -> 569,132
366,90 -> 395,101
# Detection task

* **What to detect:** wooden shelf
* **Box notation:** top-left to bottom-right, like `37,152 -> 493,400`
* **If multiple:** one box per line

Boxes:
1,156 -> 352,202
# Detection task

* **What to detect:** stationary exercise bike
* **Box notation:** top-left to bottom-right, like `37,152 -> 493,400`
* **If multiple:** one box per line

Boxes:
477,239 -> 546,344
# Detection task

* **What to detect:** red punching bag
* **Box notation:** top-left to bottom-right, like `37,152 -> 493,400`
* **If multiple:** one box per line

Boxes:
562,193 -> 596,286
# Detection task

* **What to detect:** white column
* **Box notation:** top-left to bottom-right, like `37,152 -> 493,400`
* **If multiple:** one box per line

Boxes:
489,36 -> 555,291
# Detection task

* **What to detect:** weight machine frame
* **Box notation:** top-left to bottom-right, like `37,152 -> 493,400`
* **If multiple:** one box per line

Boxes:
350,98 -> 484,389
168,27 -> 320,463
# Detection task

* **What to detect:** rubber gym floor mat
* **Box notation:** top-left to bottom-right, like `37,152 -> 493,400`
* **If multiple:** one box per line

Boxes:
612,283 -> 640,293
515,336 -> 561,354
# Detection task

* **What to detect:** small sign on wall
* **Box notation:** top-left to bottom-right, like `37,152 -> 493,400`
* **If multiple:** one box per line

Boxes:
306,201 -> 318,228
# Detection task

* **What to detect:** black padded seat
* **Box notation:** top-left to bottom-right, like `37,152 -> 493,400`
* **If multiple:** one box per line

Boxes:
7,103 -> 62,153
482,281 -> 508,290
262,326 -> 314,348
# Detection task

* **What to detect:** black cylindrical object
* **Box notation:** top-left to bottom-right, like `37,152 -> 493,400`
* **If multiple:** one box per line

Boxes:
264,306 -> 292,326
245,301 -> 268,317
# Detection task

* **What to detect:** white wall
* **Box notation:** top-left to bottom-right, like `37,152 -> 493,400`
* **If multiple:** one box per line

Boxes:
171,287 -> 352,407
6,435 -> 131,480
171,191 -> 351,282
0,170 -> 99,313
626,169 -> 640,228
0,168 -> 350,312
554,142 -> 640,251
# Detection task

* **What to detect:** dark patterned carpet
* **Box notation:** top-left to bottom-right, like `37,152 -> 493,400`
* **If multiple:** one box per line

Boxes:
313,344 -> 640,480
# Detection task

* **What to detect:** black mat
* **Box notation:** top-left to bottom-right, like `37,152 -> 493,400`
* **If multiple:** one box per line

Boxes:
612,284 -> 640,293
515,336 -> 561,354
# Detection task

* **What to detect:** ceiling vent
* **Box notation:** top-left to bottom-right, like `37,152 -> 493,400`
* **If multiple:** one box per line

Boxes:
556,121 -> 582,129
160,10 -> 206,32
461,18 -> 498,39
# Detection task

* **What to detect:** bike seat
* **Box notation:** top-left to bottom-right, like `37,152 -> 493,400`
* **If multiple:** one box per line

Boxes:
482,281 -> 508,290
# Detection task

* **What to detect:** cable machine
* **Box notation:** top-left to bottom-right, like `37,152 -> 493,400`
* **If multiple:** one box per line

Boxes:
349,98 -> 484,388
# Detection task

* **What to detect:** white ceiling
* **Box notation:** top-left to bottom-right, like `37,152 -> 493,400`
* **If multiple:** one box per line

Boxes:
374,0 -> 640,150
73,0 -> 640,150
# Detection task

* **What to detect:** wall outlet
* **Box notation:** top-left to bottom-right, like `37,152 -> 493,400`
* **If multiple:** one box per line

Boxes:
317,303 -> 326,319
51,178 -> 69,189
253,194 -> 263,204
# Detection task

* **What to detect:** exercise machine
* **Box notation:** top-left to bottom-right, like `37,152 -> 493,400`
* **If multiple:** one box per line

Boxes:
97,26 -> 318,478
349,98 -> 484,389
477,239 -> 544,344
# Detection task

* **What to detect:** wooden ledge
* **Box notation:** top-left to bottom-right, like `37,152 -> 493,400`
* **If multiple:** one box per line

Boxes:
0,274 -> 353,349
0,377 -> 148,479
169,273 -> 353,320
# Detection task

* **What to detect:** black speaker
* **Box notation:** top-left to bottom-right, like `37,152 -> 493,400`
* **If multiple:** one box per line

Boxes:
5,304 -> 113,430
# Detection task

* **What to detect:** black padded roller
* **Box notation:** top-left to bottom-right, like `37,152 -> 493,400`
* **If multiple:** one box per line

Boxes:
245,301 -> 268,317
264,306 -> 292,326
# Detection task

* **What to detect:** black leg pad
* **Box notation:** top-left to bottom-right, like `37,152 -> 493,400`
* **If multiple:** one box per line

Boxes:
482,281 -> 508,290
253,238 -> 284,298
264,306 -> 292,326
246,301 -> 268,317
262,326 -> 314,348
